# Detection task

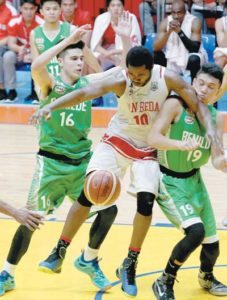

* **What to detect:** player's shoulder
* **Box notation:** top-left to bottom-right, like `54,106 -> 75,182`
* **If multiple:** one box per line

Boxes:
164,95 -> 184,110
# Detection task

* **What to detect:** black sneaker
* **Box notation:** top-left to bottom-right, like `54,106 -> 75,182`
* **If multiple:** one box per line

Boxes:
116,257 -> 138,296
0,89 -> 7,101
38,247 -> 66,274
198,270 -> 227,296
24,90 -> 38,101
5,90 -> 17,102
152,273 -> 176,300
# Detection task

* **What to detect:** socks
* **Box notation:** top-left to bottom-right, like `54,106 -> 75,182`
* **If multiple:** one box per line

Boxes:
56,236 -> 71,258
128,247 -> 141,262
83,246 -> 99,261
3,261 -> 16,277
165,258 -> 181,277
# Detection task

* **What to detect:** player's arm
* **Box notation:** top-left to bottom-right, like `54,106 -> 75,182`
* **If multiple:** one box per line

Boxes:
82,45 -> 102,73
148,98 -> 199,151
30,69 -> 126,123
30,30 -> 40,61
215,18 -> 225,47
211,112 -> 227,171
153,18 -> 170,51
0,200 -> 43,231
7,36 -> 21,53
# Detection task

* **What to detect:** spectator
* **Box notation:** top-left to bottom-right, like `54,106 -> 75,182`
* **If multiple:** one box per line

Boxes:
214,2 -> 227,68
6,0 -> 43,102
90,0 -> 141,70
60,0 -> 93,45
139,0 -> 157,36
0,0 -> 17,101
153,0 -> 206,81
191,0 -> 216,33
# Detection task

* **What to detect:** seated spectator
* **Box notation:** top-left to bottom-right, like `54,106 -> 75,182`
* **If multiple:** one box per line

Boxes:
90,0 -> 141,70
60,0 -> 93,45
0,0 -> 17,101
214,3 -> 227,68
6,0 -> 43,102
153,0 -> 206,81
139,0 -> 157,36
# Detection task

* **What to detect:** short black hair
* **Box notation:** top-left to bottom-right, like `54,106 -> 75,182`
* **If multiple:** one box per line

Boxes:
126,46 -> 154,70
57,41 -> 85,58
20,0 -> 37,6
106,0 -> 124,7
196,63 -> 224,85
40,0 -> 61,8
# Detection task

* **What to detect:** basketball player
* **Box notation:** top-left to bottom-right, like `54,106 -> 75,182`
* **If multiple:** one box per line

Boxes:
0,200 -> 43,230
148,63 -> 227,299
31,47 -> 220,297
0,27 -> 117,296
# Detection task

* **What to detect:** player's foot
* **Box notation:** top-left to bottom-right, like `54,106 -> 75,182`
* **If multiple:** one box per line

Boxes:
116,257 -> 138,297
198,270 -> 227,296
152,273 -> 176,300
0,271 -> 15,296
74,253 -> 112,291
38,247 -> 66,274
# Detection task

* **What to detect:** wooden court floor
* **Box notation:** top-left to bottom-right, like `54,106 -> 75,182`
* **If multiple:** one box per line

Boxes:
0,124 -> 227,300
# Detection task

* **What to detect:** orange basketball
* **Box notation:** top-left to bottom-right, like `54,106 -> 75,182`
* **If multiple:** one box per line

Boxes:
84,170 -> 121,205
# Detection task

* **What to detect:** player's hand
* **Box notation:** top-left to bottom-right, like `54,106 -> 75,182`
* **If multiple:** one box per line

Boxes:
112,11 -> 132,38
13,208 -> 44,231
206,127 -> 224,157
212,152 -> 227,172
178,138 -> 199,151
29,106 -> 52,125
169,20 -> 181,33
69,24 -> 92,44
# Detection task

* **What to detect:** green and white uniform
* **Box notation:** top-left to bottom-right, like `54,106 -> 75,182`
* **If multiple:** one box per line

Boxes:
157,102 -> 218,243
28,76 -> 92,213
33,22 -> 71,76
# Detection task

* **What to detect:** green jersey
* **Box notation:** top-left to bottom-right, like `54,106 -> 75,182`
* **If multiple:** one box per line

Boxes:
33,22 -> 71,76
159,104 -> 216,172
39,76 -> 92,160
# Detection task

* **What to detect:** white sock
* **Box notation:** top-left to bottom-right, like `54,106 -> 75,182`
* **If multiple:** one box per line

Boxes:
83,246 -> 99,261
3,261 -> 16,277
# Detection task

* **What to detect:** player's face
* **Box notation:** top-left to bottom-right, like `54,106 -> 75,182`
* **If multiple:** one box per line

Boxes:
108,0 -> 124,19
61,48 -> 84,80
20,3 -> 37,21
193,73 -> 221,104
61,0 -> 76,17
41,2 -> 61,23
127,64 -> 151,87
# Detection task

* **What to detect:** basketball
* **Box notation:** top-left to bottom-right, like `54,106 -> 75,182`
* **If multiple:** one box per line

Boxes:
84,170 -> 121,205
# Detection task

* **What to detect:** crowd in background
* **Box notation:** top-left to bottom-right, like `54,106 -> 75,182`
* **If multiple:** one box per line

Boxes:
0,0 -> 226,105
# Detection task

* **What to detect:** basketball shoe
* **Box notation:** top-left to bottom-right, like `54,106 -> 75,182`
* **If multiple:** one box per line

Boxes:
0,271 -> 15,296
116,257 -> 138,297
38,246 -> 66,273
74,253 -> 112,291
198,270 -> 227,296
152,273 -> 176,300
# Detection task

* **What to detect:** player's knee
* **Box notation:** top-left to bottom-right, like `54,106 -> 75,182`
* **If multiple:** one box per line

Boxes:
137,192 -> 155,216
185,223 -> 205,247
77,190 -> 93,207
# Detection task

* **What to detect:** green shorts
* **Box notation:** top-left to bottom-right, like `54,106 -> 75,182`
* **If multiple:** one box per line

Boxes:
157,170 -> 218,242
27,153 -> 91,214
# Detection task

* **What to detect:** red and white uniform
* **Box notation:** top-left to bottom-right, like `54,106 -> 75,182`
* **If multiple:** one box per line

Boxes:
8,14 -> 44,48
87,65 -> 169,200
0,0 -> 17,40
60,8 -> 93,27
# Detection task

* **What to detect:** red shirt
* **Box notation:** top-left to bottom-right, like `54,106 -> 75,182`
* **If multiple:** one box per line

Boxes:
0,1 -> 17,40
61,8 -> 93,27
102,24 -> 115,47
8,14 -> 44,48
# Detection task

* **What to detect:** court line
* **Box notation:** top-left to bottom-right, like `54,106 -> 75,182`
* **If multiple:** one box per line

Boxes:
94,264 -> 227,300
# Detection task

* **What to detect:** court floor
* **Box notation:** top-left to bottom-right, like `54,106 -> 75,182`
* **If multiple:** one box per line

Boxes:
0,124 -> 227,300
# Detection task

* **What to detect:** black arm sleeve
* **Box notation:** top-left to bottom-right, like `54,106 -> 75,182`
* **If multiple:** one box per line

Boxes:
178,30 -> 201,53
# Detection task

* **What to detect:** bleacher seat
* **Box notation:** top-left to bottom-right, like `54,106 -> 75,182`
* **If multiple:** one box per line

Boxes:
201,34 -> 216,63
143,33 -> 156,53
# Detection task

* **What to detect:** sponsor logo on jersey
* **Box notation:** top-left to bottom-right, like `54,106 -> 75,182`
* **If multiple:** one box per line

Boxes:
185,110 -> 195,124
36,43 -> 45,51
150,81 -> 158,91
55,85 -> 65,94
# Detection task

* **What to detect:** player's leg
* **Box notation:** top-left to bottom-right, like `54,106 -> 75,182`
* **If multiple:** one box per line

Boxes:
0,156 -> 63,296
117,160 -> 159,297
152,172 -> 205,300
198,178 -> 227,296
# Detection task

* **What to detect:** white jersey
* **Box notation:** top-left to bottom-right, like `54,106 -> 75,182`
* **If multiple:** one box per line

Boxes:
105,65 -> 169,148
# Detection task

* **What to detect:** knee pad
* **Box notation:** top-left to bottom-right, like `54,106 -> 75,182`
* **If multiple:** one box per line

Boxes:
77,190 -> 93,207
185,222 -> 205,245
137,192 -> 155,216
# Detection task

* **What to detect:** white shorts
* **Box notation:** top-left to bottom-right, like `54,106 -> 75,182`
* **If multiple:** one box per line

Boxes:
87,142 -> 160,198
